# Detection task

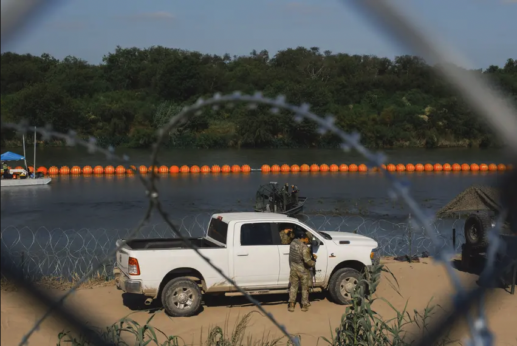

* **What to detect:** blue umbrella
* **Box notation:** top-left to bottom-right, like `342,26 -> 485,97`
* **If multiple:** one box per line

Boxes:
1,151 -> 25,161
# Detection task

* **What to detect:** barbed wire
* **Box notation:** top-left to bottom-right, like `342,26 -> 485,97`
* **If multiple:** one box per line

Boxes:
1,215 -> 467,281
1,1 -> 516,346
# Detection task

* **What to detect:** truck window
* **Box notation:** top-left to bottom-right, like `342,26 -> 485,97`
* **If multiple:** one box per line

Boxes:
207,218 -> 228,245
240,223 -> 275,246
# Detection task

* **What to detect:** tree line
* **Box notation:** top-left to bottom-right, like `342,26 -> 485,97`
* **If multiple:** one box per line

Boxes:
1,46 -> 516,149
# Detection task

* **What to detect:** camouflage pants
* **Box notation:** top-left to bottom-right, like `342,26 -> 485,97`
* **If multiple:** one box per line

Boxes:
288,269 -> 311,305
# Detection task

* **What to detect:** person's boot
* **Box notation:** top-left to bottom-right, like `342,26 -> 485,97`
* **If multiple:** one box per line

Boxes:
301,304 -> 309,312
288,303 -> 295,312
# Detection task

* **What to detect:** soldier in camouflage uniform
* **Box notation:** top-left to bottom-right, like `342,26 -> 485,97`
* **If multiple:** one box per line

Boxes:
279,227 -> 294,245
288,229 -> 317,312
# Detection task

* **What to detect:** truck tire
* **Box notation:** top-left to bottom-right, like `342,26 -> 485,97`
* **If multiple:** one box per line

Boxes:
328,268 -> 363,305
161,277 -> 202,317
464,213 -> 491,250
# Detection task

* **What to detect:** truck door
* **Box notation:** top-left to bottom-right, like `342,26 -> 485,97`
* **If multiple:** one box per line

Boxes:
232,222 -> 281,289
276,222 -> 328,288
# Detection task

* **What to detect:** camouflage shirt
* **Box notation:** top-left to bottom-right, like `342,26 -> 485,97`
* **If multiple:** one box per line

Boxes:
289,238 -> 315,273
280,230 -> 294,245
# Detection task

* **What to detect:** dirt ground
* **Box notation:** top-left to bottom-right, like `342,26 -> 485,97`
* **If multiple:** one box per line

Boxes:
2,260 -> 516,346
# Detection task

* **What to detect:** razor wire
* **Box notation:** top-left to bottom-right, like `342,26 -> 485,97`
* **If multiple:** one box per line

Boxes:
1,215 -> 468,282
0,1 -> 516,346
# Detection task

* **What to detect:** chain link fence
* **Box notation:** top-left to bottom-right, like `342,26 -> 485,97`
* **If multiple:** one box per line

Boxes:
1,1 -> 517,346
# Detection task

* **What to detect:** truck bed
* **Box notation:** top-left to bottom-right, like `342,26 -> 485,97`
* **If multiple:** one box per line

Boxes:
123,237 -> 223,250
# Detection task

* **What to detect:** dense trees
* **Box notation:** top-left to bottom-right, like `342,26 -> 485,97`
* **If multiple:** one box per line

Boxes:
1,46 -> 515,149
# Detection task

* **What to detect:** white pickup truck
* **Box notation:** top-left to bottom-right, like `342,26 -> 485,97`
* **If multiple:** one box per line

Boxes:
114,212 -> 380,317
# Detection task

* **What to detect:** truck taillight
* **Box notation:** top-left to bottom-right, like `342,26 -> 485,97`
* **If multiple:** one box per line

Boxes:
128,257 -> 140,275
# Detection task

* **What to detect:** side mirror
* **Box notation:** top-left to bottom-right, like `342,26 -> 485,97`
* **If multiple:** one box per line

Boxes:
311,238 -> 319,249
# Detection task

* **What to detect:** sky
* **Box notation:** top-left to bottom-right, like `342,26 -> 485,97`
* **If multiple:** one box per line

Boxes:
2,0 -> 516,69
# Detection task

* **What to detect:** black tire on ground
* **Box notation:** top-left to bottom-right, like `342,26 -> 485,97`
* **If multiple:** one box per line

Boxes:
327,268 -> 363,305
464,212 -> 491,249
161,278 -> 202,317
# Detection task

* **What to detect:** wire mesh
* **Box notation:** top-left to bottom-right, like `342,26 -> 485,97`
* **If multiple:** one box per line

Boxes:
1,1 -> 516,346
0,215 -> 467,282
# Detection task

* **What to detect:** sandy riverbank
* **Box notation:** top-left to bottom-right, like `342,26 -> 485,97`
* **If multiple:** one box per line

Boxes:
2,260 -> 516,346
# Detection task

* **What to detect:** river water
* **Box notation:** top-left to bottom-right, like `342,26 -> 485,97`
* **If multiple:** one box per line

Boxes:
1,146 -> 511,230
1,146 -> 513,278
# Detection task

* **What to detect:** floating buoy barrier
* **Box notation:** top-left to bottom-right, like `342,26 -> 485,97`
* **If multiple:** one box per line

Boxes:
23,163 -> 513,177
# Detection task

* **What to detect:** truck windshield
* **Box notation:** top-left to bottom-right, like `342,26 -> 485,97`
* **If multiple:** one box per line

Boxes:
207,217 -> 228,245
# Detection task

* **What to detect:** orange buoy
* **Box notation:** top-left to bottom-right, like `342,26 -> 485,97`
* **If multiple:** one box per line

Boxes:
329,164 -> 338,172
59,166 -> 70,175
115,165 -> 125,174
415,164 -> 424,172
488,163 -> 497,171
158,165 -> 168,173
397,164 -> 406,172
82,166 -> 92,174
138,165 -> 147,174
15,166 -> 23,170
149,165 -> 159,174
452,163 -> 461,172
319,164 -> 329,172
37,167 -> 47,174
261,165 -> 271,173
212,165 -> 221,173
170,165 -> 179,173
461,163 -> 470,171
470,163 -> 479,172
497,164 -> 506,171
241,165 -> 251,173
221,165 -> 231,173
300,164 -> 310,172
442,163 -> 451,172
27,166 -> 34,173
231,165 -> 241,173
105,165 -> 115,174
310,164 -> 320,172
386,164 -> 396,172
191,165 -> 200,173
93,165 -> 104,174
424,163 -> 433,172
479,163 -> 488,171
281,164 -> 290,173
358,164 -> 368,172
348,164 -> 358,172
201,165 -> 211,173
291,164 -> 300,172
271,164 -> 280,173
434,163 -> 443,172
71,166 -> 81,174
180,165 -> 190,173
339,164 -> 348,172
48,166 -> 59,174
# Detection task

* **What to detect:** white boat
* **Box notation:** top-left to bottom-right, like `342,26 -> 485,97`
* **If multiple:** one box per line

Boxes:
1,177 -> 51,187
1,128 -> 53,188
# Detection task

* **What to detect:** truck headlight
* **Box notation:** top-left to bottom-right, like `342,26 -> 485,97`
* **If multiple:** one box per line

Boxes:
370,247 -> 379,260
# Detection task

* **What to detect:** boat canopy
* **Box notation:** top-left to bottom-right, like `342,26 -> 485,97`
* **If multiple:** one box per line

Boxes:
1,151 -> 25,161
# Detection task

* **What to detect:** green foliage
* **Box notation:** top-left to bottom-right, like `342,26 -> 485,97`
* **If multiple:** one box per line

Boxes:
322,263 -> 456,346
1,49 -> 516,149
56,311 -> 292,346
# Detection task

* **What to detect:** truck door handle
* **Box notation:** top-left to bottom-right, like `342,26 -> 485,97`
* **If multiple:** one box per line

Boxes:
236,252 -> 248,256
283,252 -> 289,255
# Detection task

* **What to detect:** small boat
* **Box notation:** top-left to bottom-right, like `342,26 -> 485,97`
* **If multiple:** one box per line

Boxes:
1,128 -> 52,187
254,182 -> 307,216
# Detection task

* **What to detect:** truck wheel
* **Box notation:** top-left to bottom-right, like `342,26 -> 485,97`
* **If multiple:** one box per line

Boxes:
464,213 -> 491,250
161,278 -> 202,317
328,268 -> 363,305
